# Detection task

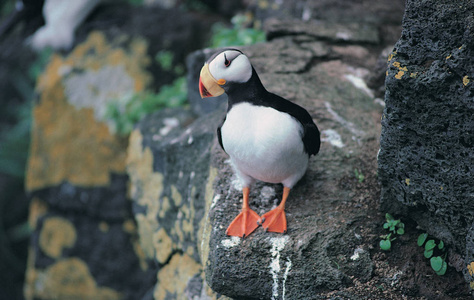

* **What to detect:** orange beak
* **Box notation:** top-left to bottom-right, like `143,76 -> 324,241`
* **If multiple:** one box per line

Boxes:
199,63 -> 225,98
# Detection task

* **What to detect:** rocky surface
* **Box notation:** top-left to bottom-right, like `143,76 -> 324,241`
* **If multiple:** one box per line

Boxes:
19,3 -> 220,300
201,39 -> 383,299
24,31 -> 156,300
8,0 -> 473,298
378,0 -> 474,291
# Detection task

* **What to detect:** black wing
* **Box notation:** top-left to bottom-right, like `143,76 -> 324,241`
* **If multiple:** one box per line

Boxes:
265,92 -> 321,156
217,117 -> 226,153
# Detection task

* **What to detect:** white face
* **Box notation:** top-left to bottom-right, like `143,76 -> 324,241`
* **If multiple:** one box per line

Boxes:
208,50 -> 252,84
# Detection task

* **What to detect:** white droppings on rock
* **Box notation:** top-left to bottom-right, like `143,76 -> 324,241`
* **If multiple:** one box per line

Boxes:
282,258 -> 292,300
350,247 -> 365,261
159,117 -> 179,136
321,129 -> 345,148
210,194 -> 220,209
374,98 -> 385,107
344,74 -> 374,98
325,102 -> 365,138
269,236 -> 290,300
221,236 -> 241,248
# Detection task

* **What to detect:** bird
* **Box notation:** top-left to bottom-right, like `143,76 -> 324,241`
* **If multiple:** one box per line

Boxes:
199,48 -> 320,237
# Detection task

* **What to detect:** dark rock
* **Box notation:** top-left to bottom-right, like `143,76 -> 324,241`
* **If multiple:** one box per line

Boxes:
24,30 -> 158,300
202,49 -> 381,298
378,0 -> 474,289
246,0 -> 404,25
76,3 -> 218,91
127,107 -> 221,298
264,18 -> 380,44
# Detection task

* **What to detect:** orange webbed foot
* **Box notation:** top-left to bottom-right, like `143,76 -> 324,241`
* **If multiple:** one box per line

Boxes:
261,207 -> 287,233
226,208 -> 262,237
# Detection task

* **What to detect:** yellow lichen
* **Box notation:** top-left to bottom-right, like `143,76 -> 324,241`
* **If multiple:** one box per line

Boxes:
463,75 -> 470,86
468,262 -> 474,276
39,217 -> 77,259
258,0 -> 269,9
154,253 -> 201,300
122,217 -> 148,272
170,185 -> 182,207
28,197 -> 48,230
29,258 -> 122,300
153,227 -> 174,264
127,129 -> 165,260
27,31 -> 151,191
199,166 -> 218,264
122,219 -> 136,234
392,61 -> 408,80
395,70 -> 405,79
135,213 -> 157,259
405,178 -> 410,186
99,222 -> 109,233
387,51 -> 397,63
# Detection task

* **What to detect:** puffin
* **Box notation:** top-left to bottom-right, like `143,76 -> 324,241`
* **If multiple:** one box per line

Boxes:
199,49 -> 320,237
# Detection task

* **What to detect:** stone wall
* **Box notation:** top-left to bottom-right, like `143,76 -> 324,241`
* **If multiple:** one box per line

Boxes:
377,0 -> 474,289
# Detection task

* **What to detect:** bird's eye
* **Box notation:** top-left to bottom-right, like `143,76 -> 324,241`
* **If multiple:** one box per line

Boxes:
224,54 -> 231,67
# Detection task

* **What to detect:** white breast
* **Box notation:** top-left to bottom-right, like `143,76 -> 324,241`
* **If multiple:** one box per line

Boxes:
221,102 -> 309,188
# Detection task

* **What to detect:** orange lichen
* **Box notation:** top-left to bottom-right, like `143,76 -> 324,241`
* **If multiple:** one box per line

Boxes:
39,217 -> 77,258
26,31 -> 151,191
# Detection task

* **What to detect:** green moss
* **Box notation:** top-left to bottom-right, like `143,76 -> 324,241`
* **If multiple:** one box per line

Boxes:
210,14 -> 266,48
105,77 -> 188,135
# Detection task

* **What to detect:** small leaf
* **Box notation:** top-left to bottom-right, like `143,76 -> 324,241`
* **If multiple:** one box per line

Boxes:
397,228 -> 405,235
397,222 -> 405,229
383,223 -> 389,229
380,239 -> 391,251
417,233 -> 428,246
430,256 -> 443,272
385,213 -> 394,221
435,261 -> 447,276
424,249 -> 434,259
438,240 -> 444,250
425,239 -> 436,251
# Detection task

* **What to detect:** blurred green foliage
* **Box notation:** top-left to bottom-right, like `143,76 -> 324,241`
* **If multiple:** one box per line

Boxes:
0,99 -> 32,178
155,50 -> 185,75
105,77 -> 188,135
0,0 -> 16,18
126,0 -> 144,6
210,14 -> 266,48
0,48 -> 51,178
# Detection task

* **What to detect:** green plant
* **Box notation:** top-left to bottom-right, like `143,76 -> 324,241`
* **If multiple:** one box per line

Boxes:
354,168 -> 365,183
105,76 -> 188,135
155,50 -> 185,75
210,13 -> 266,48
379,213 -> 405,251
417,233 -> 447,275
28,47 -> 54,80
